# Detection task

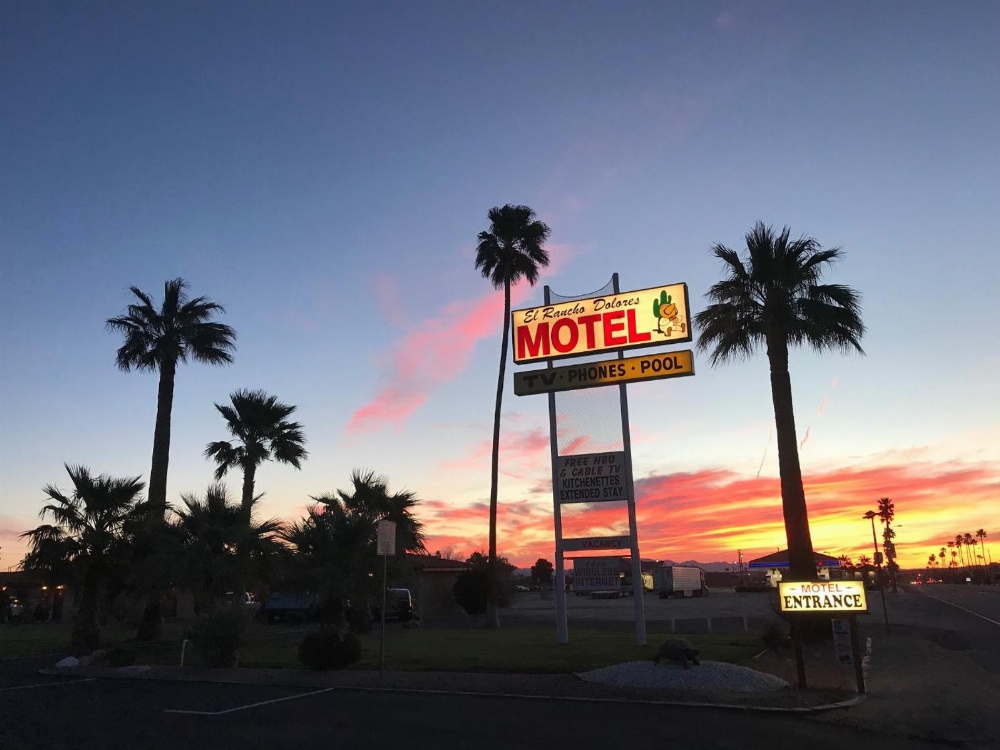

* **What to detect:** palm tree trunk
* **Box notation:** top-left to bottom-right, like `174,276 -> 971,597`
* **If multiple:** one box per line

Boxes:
485,283 -> 511,630
72,570 -> 101,650
766,338 -> 816,581
148,359 -> 176,521
138,359 -> 175,641
240,464 -> 256,524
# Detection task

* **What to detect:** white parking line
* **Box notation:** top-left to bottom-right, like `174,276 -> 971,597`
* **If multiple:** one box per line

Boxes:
0,678 -> 96,692
164,687 -> 335,716
921,593 -> 1000,626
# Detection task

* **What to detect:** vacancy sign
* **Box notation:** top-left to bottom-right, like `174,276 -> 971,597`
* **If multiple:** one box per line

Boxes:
512,283 -> 691,364
778,581 -> 867,613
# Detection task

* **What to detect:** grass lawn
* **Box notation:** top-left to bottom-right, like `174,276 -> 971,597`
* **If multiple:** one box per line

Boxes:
2,619 -> 762,673
241,626 -> 762,673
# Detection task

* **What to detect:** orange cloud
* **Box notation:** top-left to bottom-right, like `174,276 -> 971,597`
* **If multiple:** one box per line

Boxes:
420,458 -> 999,570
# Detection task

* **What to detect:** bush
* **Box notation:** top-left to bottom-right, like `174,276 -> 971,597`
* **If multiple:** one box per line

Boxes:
762,623 -> 790,653
186,607 -> 250,668
298,627 -> 363,670
106,646 -> 137,667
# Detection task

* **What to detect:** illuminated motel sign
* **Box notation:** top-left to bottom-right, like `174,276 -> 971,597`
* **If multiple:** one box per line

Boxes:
512,283 -> 691,364
778,581 -> 868,613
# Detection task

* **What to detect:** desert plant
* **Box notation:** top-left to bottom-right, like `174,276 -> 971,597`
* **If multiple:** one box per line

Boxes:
762,623 -> 791,653
186,607 -> 250,667
297,627 -> 363,670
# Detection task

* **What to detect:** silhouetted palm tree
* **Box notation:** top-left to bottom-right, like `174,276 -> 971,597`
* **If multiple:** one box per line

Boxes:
475,204 -> 550,628
976,529 -> 989,568
21,465 -> 147,649
954,534 -> 967,572
107,278 -> 236,520
171,484 -> 282,613
964,532 -> 977,572
205,389 -> 307,522
285,469 -> 425,628
878,497 -> 897,591
694,223 -> 864,580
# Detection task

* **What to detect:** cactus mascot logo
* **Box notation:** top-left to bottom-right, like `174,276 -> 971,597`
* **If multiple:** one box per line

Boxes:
652,290 -> 686,337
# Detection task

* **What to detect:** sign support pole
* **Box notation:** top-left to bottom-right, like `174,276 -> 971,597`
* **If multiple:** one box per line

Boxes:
545,284 -> 569,645
379,553 -> 387,677
376,520 -> 396,677
613,273 -> 645,647
849,614 -> 865,694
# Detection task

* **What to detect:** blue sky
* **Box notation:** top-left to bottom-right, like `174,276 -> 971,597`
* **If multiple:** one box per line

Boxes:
2,1 -> 998,571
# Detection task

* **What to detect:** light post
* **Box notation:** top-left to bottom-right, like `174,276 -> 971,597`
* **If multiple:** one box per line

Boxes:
864,510 -> 890,636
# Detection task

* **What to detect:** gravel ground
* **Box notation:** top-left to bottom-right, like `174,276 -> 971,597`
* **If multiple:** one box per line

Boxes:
577,660 -> 789,692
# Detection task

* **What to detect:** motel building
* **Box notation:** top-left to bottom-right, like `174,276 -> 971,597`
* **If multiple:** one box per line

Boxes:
748,549 -> 842,588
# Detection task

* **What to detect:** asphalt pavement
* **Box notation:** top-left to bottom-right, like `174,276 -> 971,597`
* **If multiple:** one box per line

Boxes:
2,584 -> 997,749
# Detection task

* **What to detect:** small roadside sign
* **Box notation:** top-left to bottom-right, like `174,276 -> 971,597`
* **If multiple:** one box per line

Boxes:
377,520 -> 396,556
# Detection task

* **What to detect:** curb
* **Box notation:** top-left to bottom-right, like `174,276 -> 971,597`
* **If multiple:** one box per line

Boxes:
38,665 -> 866,714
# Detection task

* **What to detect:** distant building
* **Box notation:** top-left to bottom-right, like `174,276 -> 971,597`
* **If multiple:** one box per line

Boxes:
747,549 -> 841,587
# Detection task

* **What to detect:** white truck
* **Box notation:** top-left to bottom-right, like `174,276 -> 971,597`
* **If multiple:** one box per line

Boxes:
652,565 -> 707,599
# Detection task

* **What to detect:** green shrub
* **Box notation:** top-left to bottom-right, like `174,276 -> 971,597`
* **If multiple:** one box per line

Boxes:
106,646 -> 137,667
762,622 -> 792,652
186,607 -> 250,668
298,627 -> 362,670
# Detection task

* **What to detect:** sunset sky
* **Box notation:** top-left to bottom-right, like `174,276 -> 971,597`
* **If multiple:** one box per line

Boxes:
2,2 -> 997,573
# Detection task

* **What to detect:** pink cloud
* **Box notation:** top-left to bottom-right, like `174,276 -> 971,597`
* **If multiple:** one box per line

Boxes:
348,244 -> 575,434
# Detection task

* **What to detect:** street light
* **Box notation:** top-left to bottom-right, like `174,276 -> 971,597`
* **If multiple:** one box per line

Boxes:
863,510 -> 890,636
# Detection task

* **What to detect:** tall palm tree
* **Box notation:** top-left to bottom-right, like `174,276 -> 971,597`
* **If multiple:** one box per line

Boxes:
694,223 -> 865,581
976,529 -> 989,567
171,483 -> 281,613
21,465 -> 146,649
964,532 -> 977,571
475,204 -> 550,628
954,534 -> 967,572
107,278 -> 236,519
877,497 -> 897,591
205,389 -> 307,522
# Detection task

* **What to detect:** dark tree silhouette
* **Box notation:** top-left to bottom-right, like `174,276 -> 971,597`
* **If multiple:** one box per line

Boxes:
475,204 -> 550,628
695,223 -> 864,581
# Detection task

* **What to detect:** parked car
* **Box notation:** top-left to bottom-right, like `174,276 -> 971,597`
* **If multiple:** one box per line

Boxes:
375,588 -> 415,621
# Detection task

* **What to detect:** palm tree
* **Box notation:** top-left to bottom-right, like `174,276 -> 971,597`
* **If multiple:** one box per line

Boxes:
976,529 -> 989,568
285,469 -> 425,628
877,497 -> 897,591
954,534 -> 967,572
694,223 -> 864,581
964,532 -> 977,573
475,204 -> 550,628
107,278 -> 236,520
171,483 -> 281,613
21,465 -> 146,649
205,389 -> 307,522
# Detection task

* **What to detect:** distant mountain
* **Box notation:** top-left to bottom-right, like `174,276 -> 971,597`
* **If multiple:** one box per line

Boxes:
515,559 -> 740,576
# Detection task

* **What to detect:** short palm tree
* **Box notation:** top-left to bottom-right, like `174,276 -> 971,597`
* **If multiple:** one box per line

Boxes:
285,469 -> 425,628
695,223 -> 864,581
107,278 -> 236,519
21,465 -> 147,649
475,204 -> 550,628
171,483 -> 281,613
205,389 -> 307,522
